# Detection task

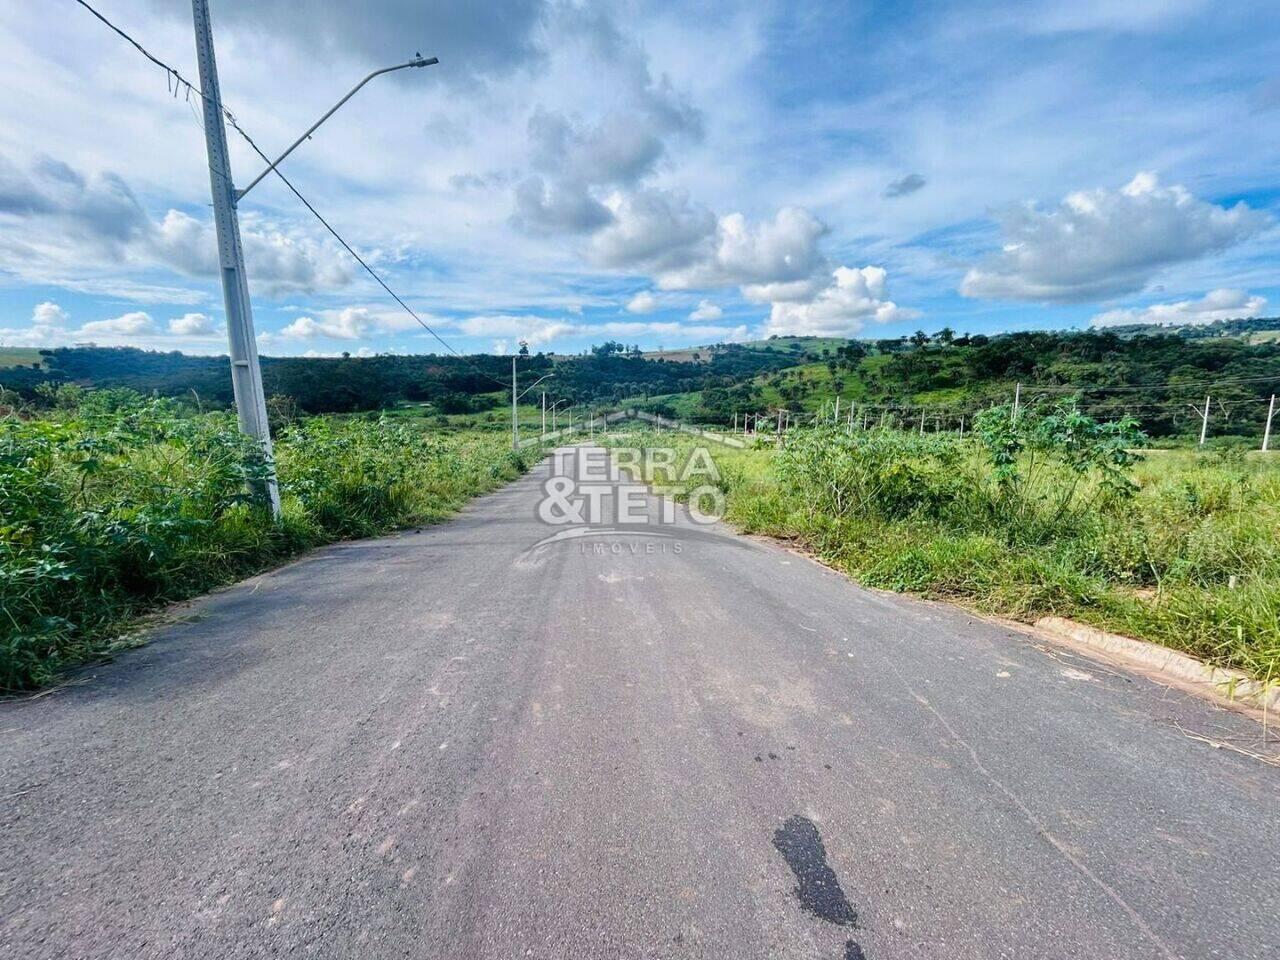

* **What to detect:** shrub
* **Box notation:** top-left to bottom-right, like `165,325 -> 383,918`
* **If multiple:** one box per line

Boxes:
0,395 -> 530,690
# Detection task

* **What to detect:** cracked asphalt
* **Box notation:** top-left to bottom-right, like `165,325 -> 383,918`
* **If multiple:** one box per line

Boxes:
2,447 -> 1277,959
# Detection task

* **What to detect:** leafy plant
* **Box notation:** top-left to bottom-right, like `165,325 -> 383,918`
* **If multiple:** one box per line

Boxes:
1,393 -> 532,691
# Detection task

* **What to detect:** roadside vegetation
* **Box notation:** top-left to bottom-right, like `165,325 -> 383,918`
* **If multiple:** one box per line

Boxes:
9,318 -> 1280,443
5,317 -> 1279,690
0,388 -> 533,691
607,404 -> 1280,685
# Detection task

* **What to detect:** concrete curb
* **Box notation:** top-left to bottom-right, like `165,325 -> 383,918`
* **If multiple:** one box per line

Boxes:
1034,616 -> 1280,713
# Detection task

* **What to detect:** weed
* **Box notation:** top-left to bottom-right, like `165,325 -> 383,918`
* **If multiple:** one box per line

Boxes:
1,393 -> 532,691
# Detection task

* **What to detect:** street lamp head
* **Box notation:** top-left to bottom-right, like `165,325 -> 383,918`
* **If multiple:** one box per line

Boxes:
410,54 -> 439,68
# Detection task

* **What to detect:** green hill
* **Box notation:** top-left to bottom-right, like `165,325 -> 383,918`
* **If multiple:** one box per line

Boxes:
0,347 -> 43,370
7,323 -> 1280,442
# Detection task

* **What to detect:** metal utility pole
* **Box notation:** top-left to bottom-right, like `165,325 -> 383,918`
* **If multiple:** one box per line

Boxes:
1263,395 -> 1275,452
191,0 -> 279,516
1012,382 -> 1022,423
834,396 -> 840,424
1199,394 -> 1211,446
919,408 -> 926,436
552,399 -> 567,432
541,391 -> 547,440
510,356 -> 519,451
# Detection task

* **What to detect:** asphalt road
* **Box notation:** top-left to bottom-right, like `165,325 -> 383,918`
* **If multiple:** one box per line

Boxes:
3,446 -> 1277,959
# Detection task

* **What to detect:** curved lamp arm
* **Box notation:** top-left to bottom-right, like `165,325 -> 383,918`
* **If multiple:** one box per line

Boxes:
236,55 -> 437,201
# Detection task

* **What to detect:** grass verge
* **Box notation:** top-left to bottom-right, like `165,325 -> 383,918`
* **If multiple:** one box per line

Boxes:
2,392 -> 535,691
603,416 -> 1280,685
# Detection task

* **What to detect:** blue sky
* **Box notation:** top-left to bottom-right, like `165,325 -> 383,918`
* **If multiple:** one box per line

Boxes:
1,0 -> 1277,356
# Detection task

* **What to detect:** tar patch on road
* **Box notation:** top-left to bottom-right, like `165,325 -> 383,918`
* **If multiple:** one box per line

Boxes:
772,815 -> 856,926
773,814 -> 868,959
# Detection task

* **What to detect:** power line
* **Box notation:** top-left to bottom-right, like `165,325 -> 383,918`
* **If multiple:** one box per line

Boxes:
1021,373 -> 1280,394
227,122 -> 508,383
72,0 -> 510,390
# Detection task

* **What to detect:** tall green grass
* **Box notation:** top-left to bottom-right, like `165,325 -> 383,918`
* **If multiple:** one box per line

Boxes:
605,410 -> 1280,684
1,391 -> 532,691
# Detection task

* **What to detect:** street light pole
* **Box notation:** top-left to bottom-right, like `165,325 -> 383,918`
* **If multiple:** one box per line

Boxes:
191,0 -> 279,516
191,1 -> 437,514
511,356 -> 519,451
551,399 -> 568,432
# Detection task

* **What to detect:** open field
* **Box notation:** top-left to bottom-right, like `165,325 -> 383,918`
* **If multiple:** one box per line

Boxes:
0,347 -> 43,370
643,336 -> 850,363
604,417 -> 1280,684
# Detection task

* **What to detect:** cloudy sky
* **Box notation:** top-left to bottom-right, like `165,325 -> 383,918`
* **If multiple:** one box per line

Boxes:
1,0 -> 1277,356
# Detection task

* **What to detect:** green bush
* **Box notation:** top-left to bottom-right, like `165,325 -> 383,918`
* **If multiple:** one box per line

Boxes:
1,394 -> 530,691
606,407 -> 1279,682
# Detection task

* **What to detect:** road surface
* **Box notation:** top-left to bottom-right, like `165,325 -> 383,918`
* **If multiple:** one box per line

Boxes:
2,446 -> 1277,959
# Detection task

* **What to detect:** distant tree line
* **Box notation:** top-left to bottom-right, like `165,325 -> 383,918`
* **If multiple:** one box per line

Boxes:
862,328 -> 1280,438
0,343 -> 795,415
6,326 -> 1278,438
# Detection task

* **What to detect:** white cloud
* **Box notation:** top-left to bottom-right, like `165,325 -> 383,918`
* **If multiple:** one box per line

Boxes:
1,305 -> 226,350
961,173 -> 1269,303
1091,289 -> 1268,327
0,155 -> 354,300
448,313 -> 749,350
280,306 -> 422,340
456,314 -> 578,347
299,346 -> 377,359
589,188 -> 716,272
591,197 -> 915,338
78,311 -> 157,336
741,278 -> 822,304
765,266 -> 919,337
509,23 -> 703,240
689,299 -> 722,321
512,176 -> 613,236
156,209 -> 354,298
626,291 -> 660,314
31,301 -> 68,328
167,312 -> 219,336
657,207 -> 829,290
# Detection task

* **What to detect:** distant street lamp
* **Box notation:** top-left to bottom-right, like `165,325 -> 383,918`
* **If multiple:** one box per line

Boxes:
551,398 -> 570,432
510,340 -> 553,451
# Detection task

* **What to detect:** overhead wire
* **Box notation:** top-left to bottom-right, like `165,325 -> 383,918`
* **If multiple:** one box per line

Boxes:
72,0 -> 512,390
